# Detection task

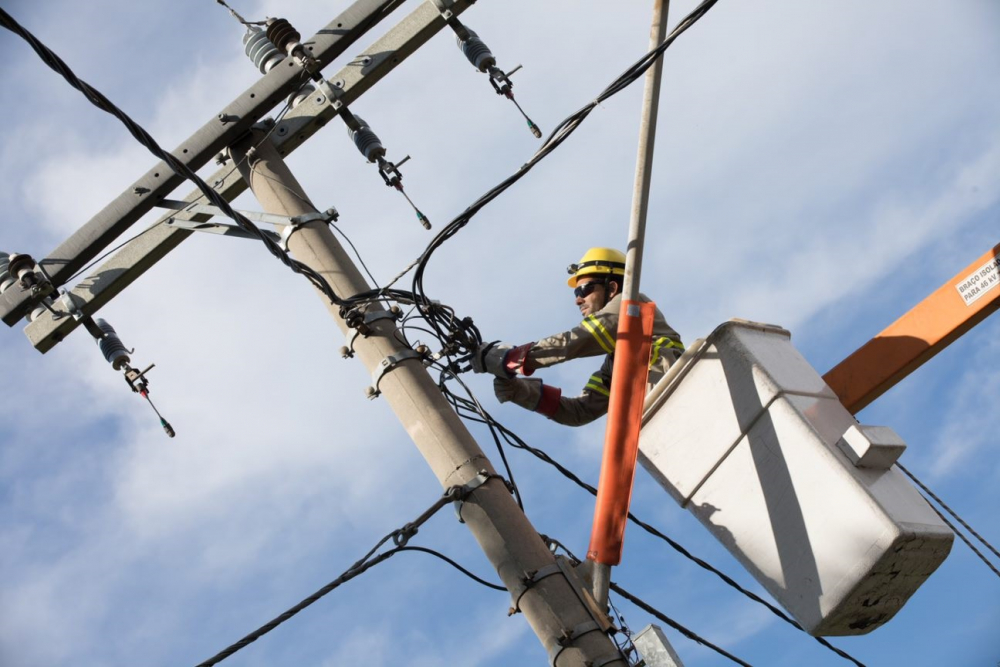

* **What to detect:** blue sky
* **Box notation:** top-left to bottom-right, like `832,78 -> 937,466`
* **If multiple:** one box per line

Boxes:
1,1 -> 998,665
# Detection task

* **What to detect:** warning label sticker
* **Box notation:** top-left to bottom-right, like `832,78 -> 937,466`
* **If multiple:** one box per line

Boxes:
954,255 -> 1000,306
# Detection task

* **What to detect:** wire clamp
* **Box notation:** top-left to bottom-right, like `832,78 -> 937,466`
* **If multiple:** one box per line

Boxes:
548,621 -> 611,667
58,290 -> 85,321
279,207 -> 340,251
314,78 -> 345,110
365,349 -> 421,399
340,307 -> 403,358
507,561 -> 565,616
454,469 -> 492,523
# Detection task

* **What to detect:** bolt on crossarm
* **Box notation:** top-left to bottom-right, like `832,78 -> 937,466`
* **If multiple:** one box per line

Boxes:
230,128 -> 625,666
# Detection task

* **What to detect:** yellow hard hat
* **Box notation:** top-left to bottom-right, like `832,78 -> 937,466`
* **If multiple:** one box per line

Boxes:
566,247 -> 626,287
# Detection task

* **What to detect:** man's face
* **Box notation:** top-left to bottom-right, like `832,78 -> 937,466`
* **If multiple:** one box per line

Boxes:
575,276 -> 607,317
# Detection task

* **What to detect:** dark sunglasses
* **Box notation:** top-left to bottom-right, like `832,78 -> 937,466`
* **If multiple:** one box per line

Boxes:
574,281 -> 604,299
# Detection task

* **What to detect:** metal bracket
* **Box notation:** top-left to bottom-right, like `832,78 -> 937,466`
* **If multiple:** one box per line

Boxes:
430,0 -> 471,39
58,290 -> 85,321
340,309 -> 401,359
509,561 -> 567,615
164,218 -> 281,244
157,199 -> 338,251
314,77 -> 346,110
279,207 -> 340,251
454,469 -> 491,523
365,349 -> 421,399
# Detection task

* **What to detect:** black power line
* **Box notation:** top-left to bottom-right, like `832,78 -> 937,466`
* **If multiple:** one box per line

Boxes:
408,0 -> 721,339
193,486 -> 466,667
897,463 -> 1000,572
610,582 -> 754,667
0,6 -> 342,307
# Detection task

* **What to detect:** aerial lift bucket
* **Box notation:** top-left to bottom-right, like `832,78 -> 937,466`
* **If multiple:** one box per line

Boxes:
639,320 -> 953,636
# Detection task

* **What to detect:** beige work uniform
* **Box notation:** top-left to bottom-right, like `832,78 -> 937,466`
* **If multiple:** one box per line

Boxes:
526,293 -> 683,426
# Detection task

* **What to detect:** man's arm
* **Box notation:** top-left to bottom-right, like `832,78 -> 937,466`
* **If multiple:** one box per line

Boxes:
493,366 -> 611,427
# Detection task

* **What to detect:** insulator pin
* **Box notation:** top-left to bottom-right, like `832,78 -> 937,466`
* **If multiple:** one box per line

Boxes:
243,26 -> 285,74
266,18 -> 302,57
457,30 -> 495,72
94,318 -> 131,371
347,116 -> 386,162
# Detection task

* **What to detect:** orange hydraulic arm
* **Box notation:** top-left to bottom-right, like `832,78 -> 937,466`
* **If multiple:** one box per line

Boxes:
824,242 -> 1000,414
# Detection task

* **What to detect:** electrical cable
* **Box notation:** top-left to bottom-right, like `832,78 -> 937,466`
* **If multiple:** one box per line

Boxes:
918,493 -> 1000,580
610,582 -> 755,667
0,6 -> 344,309
193,485 -> 464,667
426,360 -> 524,510
395,546 -> 507,591
898,463 -> 1000,563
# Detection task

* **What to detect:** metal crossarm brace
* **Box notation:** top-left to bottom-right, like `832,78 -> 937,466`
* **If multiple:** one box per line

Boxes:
0,0 -> 402,327
22,0 -> 477,353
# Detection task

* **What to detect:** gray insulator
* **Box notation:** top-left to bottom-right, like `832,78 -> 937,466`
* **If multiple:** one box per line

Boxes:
457,29 -> 495,72
94,318 -> 130,371
288,81 -> 316,109
28,301 -> 49,322
347,116 -> 385,162
243,26 -> 285,74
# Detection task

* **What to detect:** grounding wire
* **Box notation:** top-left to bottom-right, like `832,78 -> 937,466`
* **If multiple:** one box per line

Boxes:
898,463 -> 1000,563
438,378 -> 867,667
0,6 -> 344,309
610,582 -> 754,667
193,486 -> 464,667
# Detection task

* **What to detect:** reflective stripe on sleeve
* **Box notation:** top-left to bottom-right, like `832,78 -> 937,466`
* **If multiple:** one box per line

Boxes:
585,374 -> 611,397
649,336 -> 685,368
581,315 -> 616,354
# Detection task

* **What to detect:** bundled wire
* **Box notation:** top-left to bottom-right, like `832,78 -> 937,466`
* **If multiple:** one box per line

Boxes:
193,485 -> 468,667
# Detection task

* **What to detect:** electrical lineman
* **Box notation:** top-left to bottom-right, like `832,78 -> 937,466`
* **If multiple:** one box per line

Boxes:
471,247 -> 684,426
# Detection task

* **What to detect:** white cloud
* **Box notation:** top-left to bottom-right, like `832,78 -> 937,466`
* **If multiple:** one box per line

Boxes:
929,332 -> 1000,478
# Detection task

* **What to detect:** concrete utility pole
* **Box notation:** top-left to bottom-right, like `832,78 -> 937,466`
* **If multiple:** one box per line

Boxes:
230,129 -> 625,667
